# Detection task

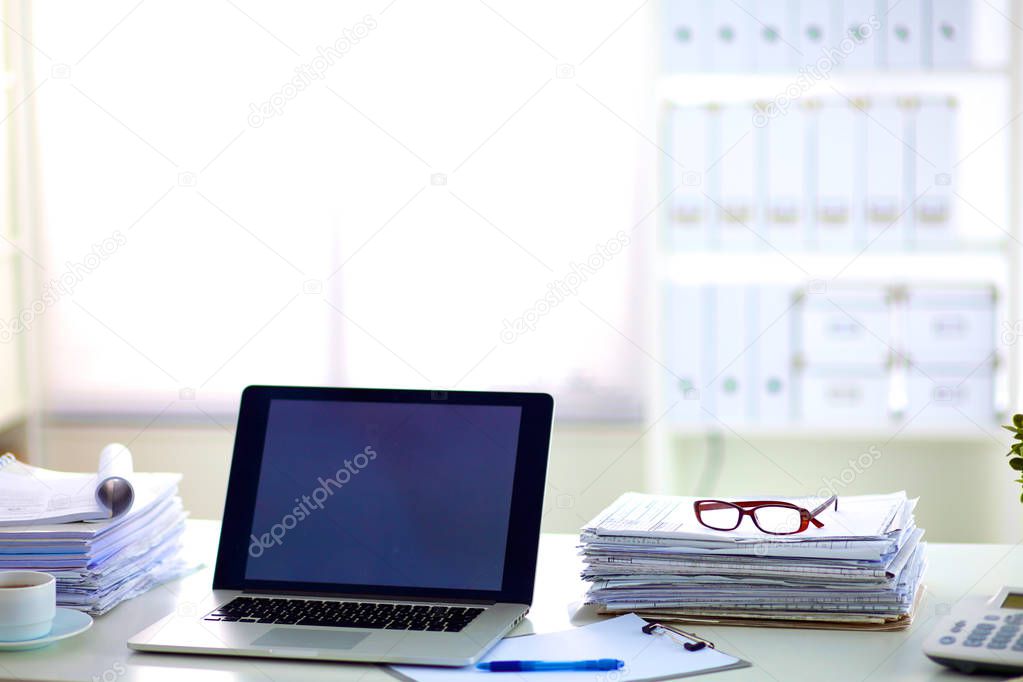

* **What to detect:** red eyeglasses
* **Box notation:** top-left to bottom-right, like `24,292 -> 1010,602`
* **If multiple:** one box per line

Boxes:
693,495 -> 838,535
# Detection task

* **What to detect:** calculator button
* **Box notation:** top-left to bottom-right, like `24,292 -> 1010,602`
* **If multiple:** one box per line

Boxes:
985,615 -> 1001,621
955,620 -> 967,627
938,636 -> 956,645
964,640 -> 983,647
989,643 -> 1008,650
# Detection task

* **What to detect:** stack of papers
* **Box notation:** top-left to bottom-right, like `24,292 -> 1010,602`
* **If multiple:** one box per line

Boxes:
0,448 -> 194,615
580,492 -> 925,630
0,443 -> 138,524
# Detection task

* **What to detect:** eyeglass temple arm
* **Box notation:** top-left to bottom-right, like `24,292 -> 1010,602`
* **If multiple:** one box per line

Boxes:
808,495 -> 839,526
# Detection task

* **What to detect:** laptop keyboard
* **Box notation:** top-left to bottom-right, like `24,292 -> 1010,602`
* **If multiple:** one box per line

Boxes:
204,596 -> 485,632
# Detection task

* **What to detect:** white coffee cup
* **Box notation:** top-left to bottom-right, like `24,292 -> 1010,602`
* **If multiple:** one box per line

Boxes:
0,571 -> 56,641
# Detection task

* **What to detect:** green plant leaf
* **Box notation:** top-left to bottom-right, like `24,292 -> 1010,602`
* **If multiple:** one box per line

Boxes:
1010,458 -> 1023,471
1004,425 -> 1022,433
1014,414 -> 1023,428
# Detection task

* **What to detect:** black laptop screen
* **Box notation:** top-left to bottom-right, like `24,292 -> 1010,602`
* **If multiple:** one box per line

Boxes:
243,399 -> 522,591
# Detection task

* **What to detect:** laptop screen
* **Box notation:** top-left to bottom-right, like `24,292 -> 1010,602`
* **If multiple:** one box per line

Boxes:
243,399 -> 523,592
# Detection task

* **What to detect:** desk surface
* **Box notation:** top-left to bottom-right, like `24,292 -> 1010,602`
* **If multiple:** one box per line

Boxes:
0,520 -> 1015,682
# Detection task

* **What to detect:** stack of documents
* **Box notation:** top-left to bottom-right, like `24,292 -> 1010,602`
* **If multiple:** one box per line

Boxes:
580,492 -> 925,631
0,447 -> 193,615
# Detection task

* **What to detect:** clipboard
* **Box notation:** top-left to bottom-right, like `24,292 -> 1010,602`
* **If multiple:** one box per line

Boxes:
389,614 -> 752,681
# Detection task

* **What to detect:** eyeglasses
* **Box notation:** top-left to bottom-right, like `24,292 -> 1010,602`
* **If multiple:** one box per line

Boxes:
693,495 -> 838,535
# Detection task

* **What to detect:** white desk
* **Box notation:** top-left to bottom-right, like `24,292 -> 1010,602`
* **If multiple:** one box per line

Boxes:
0,520 -> 1018,681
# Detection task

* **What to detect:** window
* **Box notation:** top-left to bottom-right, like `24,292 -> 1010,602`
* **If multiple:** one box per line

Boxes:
27,2 -> 655,420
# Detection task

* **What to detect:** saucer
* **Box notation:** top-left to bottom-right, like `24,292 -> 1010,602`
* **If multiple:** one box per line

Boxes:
0,608 -> 93,651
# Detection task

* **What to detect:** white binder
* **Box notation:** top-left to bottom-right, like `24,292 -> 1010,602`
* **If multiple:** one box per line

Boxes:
761,102 -> 806,249
752,0 -> 796,71
928,0 -> 971,69
864,99 -> 908,250
913,98 -> 956,247
840,0 -> 882,69
884,0 -> 923,68
667,105 -> 713,249
663,284 -> 706,424
705,286 -> 747,423
796,0 -> 838,69
710,0 -> 754,71
749,286 -> 794,424
714,104 -> 759,249
661,0 -> 711,72
814,102 -> 858,250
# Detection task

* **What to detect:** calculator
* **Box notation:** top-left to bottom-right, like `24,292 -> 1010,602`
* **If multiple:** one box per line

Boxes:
923,586 -> 1023,675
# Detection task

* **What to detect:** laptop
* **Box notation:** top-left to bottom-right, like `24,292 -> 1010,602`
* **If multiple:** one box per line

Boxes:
129,385 -> 554,666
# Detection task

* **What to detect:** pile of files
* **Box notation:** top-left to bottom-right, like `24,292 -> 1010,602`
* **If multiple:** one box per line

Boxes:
580,491 -> 925,630
0,446 -> 192,615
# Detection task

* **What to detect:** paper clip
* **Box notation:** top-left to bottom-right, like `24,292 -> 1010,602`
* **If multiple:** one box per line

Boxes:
641,621 -> 715,652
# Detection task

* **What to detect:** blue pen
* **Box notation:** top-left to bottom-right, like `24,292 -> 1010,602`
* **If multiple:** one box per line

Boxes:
475,659 -> 625,672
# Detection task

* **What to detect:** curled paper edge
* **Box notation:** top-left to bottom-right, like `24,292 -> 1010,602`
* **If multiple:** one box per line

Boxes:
95,443 -> 136,518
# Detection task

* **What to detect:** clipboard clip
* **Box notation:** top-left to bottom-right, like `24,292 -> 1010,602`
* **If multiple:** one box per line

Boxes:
641,621 -> 715,652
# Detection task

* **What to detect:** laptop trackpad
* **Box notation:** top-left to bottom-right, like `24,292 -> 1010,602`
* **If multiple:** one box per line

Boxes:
251,628 -> 369,650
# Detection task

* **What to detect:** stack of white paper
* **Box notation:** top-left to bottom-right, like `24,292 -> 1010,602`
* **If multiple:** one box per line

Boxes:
580,492 -> 925,630
0,454 -> 194,615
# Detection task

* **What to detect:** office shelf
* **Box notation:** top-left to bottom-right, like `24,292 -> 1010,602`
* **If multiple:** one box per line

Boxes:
645,2 -> 1022,493
656,250 -> 1011,287
657,69 -> 1011,106
663,423 -> 1003,442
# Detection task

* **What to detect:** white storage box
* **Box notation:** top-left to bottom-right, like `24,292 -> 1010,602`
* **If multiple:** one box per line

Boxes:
798,288 -> 892,366
904,286 -> 995,366
797,366 -> 892,426
905,363 -> 995,426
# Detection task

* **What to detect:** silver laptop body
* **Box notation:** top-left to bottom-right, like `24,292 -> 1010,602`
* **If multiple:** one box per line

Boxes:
129,589 -> 528,666
128,386 -> 554,666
